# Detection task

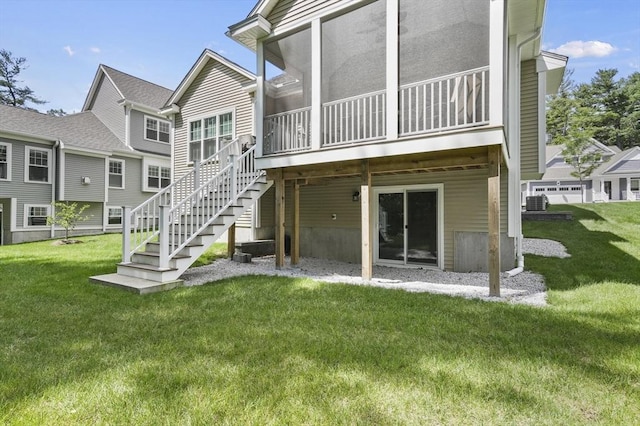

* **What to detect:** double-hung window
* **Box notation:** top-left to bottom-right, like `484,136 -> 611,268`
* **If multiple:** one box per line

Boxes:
108,159 -> 124,188
0,143 -> 10,180
25,204 -> 50,227
631,178 -> 640,192
147,165 -> 170,190
188,111 -> 234,162
107,207 -> 123,225
25,147 -> 51,183
145,116 -> 170,143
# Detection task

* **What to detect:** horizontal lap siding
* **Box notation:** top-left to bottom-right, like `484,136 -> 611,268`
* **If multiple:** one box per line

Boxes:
173,59 -> 254,180
259,167 -> 508,270
0,138 -> 53,227
107,156 -> 148,207
520,60 -> 539,179
88,75 -> 125,142
267,0 -> 346,30
63,153 -> 105,202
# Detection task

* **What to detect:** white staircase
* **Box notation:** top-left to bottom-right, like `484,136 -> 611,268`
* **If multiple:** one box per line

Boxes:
90,141 -> 270,294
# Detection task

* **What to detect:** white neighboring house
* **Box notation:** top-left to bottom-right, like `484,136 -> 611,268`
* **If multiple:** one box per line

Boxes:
523,140 -> 640,204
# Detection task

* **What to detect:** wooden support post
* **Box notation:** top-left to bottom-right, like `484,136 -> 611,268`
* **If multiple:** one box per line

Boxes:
227,224 -> 236,258
275,169 -> 286,269
488,145 -> 501,297
361,160 -> 372,281
291,179 -> 300,265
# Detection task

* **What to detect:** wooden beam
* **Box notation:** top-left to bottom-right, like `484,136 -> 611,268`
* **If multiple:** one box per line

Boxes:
274,169 -> 285,269
361,160 -> 372,281
227,224 -> 236,258
488,145 -> 501,296
266,148 -> 489,181
291,179 -> 300,265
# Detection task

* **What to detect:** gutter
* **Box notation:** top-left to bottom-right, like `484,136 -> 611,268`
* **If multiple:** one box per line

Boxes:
510,29 -> 542,273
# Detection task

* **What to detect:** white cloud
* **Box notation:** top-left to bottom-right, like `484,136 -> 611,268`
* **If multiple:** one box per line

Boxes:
90,47 -> 101,54
550,40 -> 617,58
63,45 -> 75,56
218,49 -> 227,55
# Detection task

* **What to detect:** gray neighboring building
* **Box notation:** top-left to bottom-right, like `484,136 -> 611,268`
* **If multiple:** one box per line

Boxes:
0,65 -> 173,245
523,141 -> 640,204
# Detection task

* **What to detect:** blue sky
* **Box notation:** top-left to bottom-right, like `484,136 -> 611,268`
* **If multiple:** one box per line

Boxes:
1,0 -> 638,113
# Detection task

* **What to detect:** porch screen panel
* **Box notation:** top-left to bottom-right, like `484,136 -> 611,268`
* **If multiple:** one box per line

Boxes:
399,0 -> 490,134
322,0 -> 386,145
264,28 -> 312,154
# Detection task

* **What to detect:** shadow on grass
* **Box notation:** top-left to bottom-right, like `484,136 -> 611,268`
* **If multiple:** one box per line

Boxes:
1,245 -> 639,423
523,204 -> 640,290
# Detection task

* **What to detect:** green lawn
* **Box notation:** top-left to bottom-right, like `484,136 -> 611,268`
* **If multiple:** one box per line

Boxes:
1,204 -> 638,424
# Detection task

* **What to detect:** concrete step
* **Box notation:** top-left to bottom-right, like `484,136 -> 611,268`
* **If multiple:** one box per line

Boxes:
89,273 -> 183,295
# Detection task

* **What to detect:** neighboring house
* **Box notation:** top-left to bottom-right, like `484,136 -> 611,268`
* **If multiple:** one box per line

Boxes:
0,65 -> 173,245
160,49 -> 259,241
523,141 -> 640,204
90,0 -> 566,295
223,0 -> 567,293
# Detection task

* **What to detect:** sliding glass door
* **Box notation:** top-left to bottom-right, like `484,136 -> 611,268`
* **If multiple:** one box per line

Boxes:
375,185 -> 441,267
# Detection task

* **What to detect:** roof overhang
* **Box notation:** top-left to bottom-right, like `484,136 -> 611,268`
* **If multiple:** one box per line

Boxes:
509,0 -> 546,61
227,14 -> 272,52
538,51 -> 568,94
117,99 -> 164,116
82,65 -> 125,112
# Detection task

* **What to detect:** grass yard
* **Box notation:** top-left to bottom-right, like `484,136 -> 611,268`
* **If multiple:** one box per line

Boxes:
0,204 -> 639,424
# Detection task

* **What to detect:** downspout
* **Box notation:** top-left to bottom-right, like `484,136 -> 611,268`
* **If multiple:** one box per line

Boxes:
50,139 -> 61,238
507,28 -> 542,277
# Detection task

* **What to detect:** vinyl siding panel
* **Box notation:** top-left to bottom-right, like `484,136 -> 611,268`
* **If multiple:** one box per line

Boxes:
520,60 -> 540,179
129,110 -> 171,156
107,156 -> 151,207
173,59 -> 254,180
87,75 -> 125,142
62,153 -> 106,202
0,138 -> 54,227
258,167 -> 508,270
267,0 -> 346,31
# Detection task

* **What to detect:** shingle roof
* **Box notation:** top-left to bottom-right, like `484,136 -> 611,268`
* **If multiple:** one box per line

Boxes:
0,104 -> 127,153
101,65 -> 173,109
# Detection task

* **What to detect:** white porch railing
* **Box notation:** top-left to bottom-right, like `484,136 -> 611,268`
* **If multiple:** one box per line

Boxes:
622,190 -> 640,201
399,66 -> 489,136
262,67 -> 490,155
322,90 -> 386,147
264,107 -> 311,154
122,142 -> 262,268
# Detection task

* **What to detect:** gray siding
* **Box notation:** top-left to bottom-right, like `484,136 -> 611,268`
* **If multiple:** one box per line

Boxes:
107,155 -> 150,207
259,167 -> 509,270
87,75 -> 125,142
63,153 -> 106,202
520,59 -> 540,179
129,109 -> 171,156
267,0 -> 345,30
173,58 -> 255,180
0,137 -> 54,228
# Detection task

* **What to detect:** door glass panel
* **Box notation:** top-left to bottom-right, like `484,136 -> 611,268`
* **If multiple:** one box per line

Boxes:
378,193 -> 404,262
407,191 -> 438,265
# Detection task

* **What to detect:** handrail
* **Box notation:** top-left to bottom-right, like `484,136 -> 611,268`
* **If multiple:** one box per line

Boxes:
122,138 -> 255,263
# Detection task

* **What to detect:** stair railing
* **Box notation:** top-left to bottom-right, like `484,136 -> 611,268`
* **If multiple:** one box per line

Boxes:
157,144 -> 262,268
122,139 -> 255,263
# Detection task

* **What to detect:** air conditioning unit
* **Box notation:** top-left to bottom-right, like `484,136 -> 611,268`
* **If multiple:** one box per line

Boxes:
81,176 -> 91,185
526,195 -> 547,211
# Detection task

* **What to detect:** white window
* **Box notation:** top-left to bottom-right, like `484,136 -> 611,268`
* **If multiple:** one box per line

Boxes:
107,207 -> 122,225
631,178 -> 640,192
25,204 -> 51,227
188,111 -> 234,162
145,116 -> 170,143
147,165 -> 170,190
25,147 -> 52,183
0,142 -> 10,181
108,159 -> 124,188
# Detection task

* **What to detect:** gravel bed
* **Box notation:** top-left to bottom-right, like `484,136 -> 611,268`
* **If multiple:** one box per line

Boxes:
183,239 -> 569,307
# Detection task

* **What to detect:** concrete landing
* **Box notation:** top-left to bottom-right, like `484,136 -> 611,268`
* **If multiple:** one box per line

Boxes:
89,273 -> 183,295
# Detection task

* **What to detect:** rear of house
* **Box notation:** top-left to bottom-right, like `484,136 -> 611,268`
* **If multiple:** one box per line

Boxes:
228,0 -> 566,289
